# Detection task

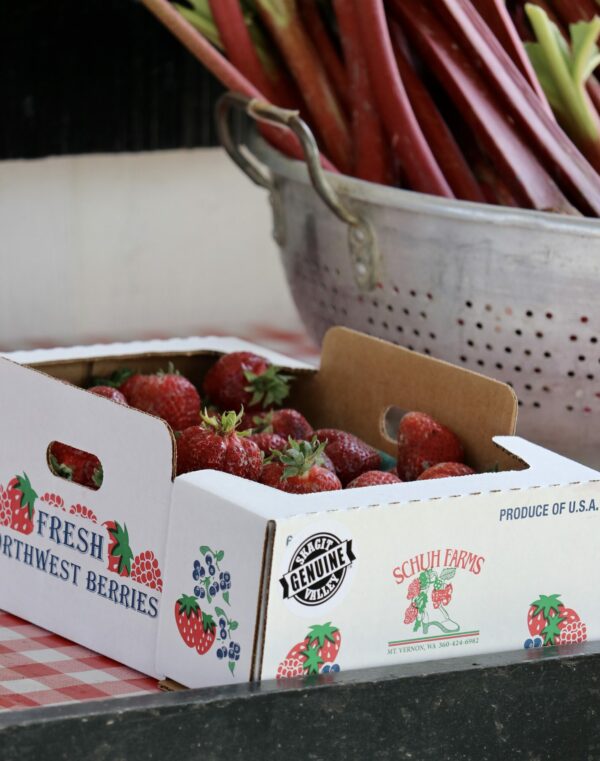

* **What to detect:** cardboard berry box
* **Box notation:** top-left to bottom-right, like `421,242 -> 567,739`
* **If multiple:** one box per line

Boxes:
0,328 -> 598,688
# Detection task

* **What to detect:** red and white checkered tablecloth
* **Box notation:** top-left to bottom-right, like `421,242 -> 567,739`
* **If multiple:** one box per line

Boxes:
0,611 -> 160,711
0,328 -> 319,713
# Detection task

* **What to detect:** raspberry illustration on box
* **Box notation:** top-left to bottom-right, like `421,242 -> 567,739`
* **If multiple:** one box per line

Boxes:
174,544 -> 241,675
524,594 -> 588,649
404,567 -> 460,635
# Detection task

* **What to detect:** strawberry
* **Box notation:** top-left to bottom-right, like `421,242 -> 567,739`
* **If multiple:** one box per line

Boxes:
306,622 -> 341,663
176,410 -> 263,479
249,431 -> 288,454
40,492 -> 65,510
0,484 -> 12,527
203,352 -> 293,412
417,462 -> 475,480
526,594 -> 587,646
69,504 -> 98,523
48,442 -> 103,490
260,438 -> 342,494
123,365 -> 201,431
313,429 -> 380,486
195,610 -> 217,655
346,470 -> 402,488
104,520 -> 133,577
397,412 -> 464,481
276,657 -> 305,679
249,409 -> 313,440
7,474 -> 37,535
131,550 -> 163,592
175,594 -> 202,648
527,594 -> 563,638
88,386 -> 128,405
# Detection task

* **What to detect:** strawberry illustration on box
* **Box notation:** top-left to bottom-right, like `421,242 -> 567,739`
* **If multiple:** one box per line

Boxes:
174,544 -> 241,675
0,474 -> 38,535
277,622 -> 342,679
524,594 -> 588,649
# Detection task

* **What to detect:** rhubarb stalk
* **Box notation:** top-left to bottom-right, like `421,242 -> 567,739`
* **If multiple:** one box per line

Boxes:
255,0 -> 352,173
140,0 -> 337,170
333,0 -> 390,184
353,0 -> 453,197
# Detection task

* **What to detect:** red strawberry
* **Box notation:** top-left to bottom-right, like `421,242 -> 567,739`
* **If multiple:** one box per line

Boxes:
260,439 -> 342,494
346,470 -> 402,488
174,594 -> 202,649
397,412 -> 464,481
88,386 -> 128,405
131,550 -> 163,592
313,429 -> 380,486
49,442 -> 103,489
249,432 -> 288,454
103,520 -> 133,577
195,611 -> 217,655
276,657 -> 305,679
203,352 -> 293,412
176,410 -> 263,479
7,474 -> 37,535
69,504 -> 98,523
306,622 -> 341,663
417,462 -> 475,480
0,484 -> 12,527
40,492 -> 65,510
527,594 -> 564,638
250,409 -> 313,440
123,366 -> 201,431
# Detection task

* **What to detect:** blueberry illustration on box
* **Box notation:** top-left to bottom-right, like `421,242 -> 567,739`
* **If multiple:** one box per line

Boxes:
174,544 -> 241,675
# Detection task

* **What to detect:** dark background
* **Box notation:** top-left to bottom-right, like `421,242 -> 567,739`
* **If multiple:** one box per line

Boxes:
1,0 -> 223,160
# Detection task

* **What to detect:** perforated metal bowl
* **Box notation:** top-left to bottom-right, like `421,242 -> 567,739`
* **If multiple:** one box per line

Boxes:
218,93 -> 600,467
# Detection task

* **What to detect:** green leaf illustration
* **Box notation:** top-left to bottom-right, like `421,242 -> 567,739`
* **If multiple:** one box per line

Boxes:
300,644 -> 324,675
199,546 -> 210,555
215,606 -> 226,619
542,612 -> 565,646
223,591 -> 230,606
228,661 -> 235,676
531,594 -> 563,620
216,550 -> 225,562
440,568 -> 457,582
413,618 -> 421,632
229,621 -> 239,631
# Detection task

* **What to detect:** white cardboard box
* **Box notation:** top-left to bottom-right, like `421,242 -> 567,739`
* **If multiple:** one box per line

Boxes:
0,329 -> 598,688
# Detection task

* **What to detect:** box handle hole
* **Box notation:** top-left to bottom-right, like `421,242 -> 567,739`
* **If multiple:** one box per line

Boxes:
47,441 -> 103,491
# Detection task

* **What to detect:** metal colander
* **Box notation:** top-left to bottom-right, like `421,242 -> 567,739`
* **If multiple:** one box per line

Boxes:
218,93 -> 600,468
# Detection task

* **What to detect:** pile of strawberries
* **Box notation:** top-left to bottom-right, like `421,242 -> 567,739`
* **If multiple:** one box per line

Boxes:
50,351 -> 475,494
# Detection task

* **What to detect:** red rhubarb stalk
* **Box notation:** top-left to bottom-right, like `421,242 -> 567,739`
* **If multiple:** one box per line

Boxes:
389,21 -> 485,202
473,0 -> 554,114
430,0 -> 600,215
299,1 -> 351,116
332,0 -> 390,184
255,0 -> 352,174
353,0 -> 453,197
140,0 -> 337,170
389,0 -> 575,213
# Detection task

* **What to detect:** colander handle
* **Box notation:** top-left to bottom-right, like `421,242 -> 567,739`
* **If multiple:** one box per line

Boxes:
216,91 -> 379,291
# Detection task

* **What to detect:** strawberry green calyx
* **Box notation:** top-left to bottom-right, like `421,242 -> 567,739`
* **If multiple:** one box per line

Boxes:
108,521 -> 134,576
300,643 -> 324,675
91,368 -> 134,388
201,610 -> 216,632
244,365 -> 293,408
158,361 -> 181,377
271,436 -> 328,479
200,408 -> 249,436
92,465 -> 104,489
542,612 -> 566,646
177,594 -> 200,618
307,622 -> 339,648
531,594 -> 564,619
49,454 -> 74,482
12,473 -> 38,518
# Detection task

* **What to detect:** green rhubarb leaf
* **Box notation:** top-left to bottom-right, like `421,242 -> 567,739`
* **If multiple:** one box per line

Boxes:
542,612 -> 565,646
525,5 -> 600,145
531,594 -> 563,619
300,644 -> 324,676
306,622 -> 338,648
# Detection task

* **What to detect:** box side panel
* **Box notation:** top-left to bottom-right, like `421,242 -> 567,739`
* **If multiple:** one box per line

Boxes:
0,358 -> 174,676
260,482 -> 600,681
156,477 -> 268,687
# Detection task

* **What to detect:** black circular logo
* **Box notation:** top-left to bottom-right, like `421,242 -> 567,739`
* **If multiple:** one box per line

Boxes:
279,532 -> 356,606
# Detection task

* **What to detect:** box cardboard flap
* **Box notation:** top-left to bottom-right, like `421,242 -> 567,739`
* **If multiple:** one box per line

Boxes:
296,327 -> 518,472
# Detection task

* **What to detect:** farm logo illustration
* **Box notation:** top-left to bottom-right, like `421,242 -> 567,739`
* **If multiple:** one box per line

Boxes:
174,544 -> 241,676
279,532 -> 355,606
524,594 -> 587,649
276,622 -> 342,680
389,548 -> 485,649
